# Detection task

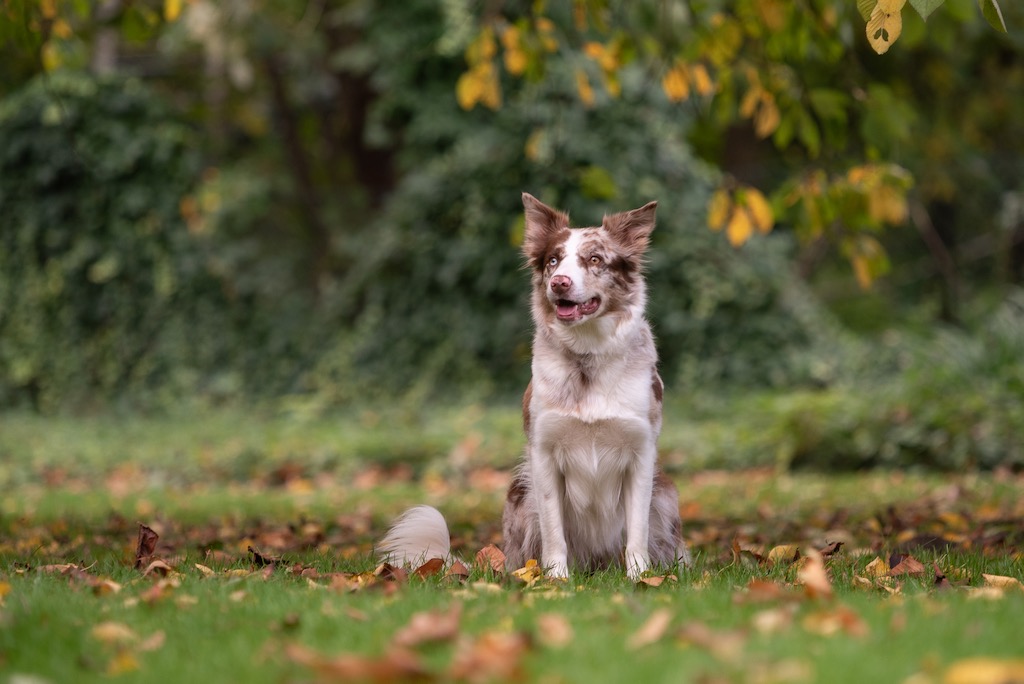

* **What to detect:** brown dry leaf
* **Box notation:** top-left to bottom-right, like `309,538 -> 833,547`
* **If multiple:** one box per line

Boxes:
89,577 -> 123,596
92,621 -> 138,645
802,605 -> 869,638
767,544 -> 801,565
819,540 -> 843,557
943,658 -> 1024,684
796,548 -> 833,600
373,562 -> 409,584
740,578 -> 793,604
413,557 -> 446,580
982,573 -> 1024,591
677,620 -> 746,661
536,613 -> 574,649
134,523 -> 159,569
933,564 -> 953,591
636,574 -> 677,589
140,577 -> 179,604
248,545 -> 281,568
138,630 -> 167,652
447,560 -> 471,583
449,631 -> 531,683
142,560 -> 173,578
285,642 -> 431,683
732,537 -> 765,568
627,608 -> 673,650
392,604 -> 462,649
751,605 -> 797,635
890,555 -> 927,578
475,544 -> 506,574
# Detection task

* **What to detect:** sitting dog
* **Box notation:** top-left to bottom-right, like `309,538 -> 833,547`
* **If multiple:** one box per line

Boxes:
378,193 -> 690,579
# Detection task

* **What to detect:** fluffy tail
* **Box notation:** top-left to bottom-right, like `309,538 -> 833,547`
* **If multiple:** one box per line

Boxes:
376,505 -> 452,566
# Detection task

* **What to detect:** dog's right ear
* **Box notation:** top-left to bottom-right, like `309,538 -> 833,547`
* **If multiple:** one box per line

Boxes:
522,193 -> 570,266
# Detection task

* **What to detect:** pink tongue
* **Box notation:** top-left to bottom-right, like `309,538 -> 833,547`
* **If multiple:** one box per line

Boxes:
579,297 -> 599,315
557,302 -> 579,318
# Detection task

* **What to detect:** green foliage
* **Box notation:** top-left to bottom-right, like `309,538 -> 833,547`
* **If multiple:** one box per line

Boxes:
0,71 -> 233,410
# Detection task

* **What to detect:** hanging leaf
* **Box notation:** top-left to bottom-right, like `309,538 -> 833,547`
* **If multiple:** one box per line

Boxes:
743,188 -> 775,234
707,190 -> 731,231
908,0 -> 945,21
857,0 -> 879,21
866,0 -> 906,54
661,64 -> 690,102
978,0 -> 1007,32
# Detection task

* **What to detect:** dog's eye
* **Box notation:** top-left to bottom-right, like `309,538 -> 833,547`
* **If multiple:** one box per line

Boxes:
548,256 -> 559,267
589,255 -> 603,265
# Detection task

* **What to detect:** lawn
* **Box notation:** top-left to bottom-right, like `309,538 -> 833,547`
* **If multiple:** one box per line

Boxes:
1,405 -> 1023,683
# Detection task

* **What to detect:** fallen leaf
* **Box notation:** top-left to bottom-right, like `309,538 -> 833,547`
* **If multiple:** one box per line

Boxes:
373,562 -> 408,584
796,548 -> 833,600
511,559 -> 542,586
138,630 -> 166,652
768,544 -> 801,565
449,631 -> 531,683
285,642 -> 430,683
943,658 -> 1024,684
677,620 -> 746,660
732,537 -> 765,568
447,560 -> 471,582
864,556 -> 890,578
890,555 -> 926,578
802,605 -> 869,637
89,577 -> 122,596
737,579 -> 792,604
982,574 -> 1023,591
91,621 -> 137,644
142,560 -> 172,578
933,563 -> 953,591
536,613 -> 574,649
248,546 -> 281,568
818,541 -> 844,557
134,523 -> 159,569
475,544 -> 506,574
627,608 -> 673,650
413,557 -> 445,580
106,651 -> 140,675
636,574 -> 677,589
392,604 -> 462,649
751,606 -> 796,634
194,563 -> 216,577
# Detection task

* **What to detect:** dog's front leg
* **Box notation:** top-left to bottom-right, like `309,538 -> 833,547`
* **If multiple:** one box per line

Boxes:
624,443 -> 656,580
531,447 -> 569,579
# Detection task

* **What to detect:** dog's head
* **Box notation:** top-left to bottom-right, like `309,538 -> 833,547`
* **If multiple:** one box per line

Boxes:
521,193 -> 656,327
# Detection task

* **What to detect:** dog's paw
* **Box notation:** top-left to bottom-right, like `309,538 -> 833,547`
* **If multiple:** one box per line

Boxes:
545,559 -> 569,580
625,552 -> 650,581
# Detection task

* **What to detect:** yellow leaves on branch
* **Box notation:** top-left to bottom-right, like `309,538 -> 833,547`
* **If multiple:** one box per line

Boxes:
707,185 -> 775,247
739,69 -> 781,138
661,61 -> 715,103
866,0 -> 907,54
457,29 -> 501,111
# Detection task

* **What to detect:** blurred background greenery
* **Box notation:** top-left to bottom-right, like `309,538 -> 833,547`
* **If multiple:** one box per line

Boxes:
1,0 -> 1022,470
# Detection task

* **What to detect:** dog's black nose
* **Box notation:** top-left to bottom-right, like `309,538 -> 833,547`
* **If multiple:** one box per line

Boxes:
550,275 -> 572,294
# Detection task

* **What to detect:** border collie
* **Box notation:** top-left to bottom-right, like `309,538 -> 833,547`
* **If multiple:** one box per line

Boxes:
378,193 -> 690,579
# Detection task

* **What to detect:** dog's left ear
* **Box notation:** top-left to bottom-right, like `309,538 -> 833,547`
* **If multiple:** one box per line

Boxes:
602,201 -> 657,255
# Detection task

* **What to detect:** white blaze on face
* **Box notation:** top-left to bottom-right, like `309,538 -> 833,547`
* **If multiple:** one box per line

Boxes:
550,229 -> 601,322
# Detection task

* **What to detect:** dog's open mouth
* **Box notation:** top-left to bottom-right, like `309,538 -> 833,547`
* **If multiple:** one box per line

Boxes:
555,297 -> 601,321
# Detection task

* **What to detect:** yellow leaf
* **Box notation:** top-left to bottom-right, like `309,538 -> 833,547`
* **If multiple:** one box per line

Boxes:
504,48 -> 528,76
456,69 -> 484,110
754,91 -> 781,138
767,544 -> 800,565
744,188 -> 774,233
864,556 -> 890,578
500,25 -> 520,50
536,17 -> 558,52
867,184 -> 907,224
661,64 -> 690,102
41,0 -> 57,19
707,190 -> 731,231
52,18 -> 72,38
944,658 -> 1024,684
575,68 -> 595,107
583,41 -> 605,61
0,581 -> 11,603
512,558 -> 542,585
41,41 -> 61,72
479,62 -> 502,110
739,84 -> 762,119
604,72 -> 621,98
106,651 -> 140,676
690,63 -> 715,96
851,254 -> 873,290
164,0 -> 182,22
627,608 -> 673,650
726,208 -> 754,247
866,0 -> 905,54
982,574 -> 1024,591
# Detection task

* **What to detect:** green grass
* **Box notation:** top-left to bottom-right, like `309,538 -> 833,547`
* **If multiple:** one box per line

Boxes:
2,405 -> 1023,683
